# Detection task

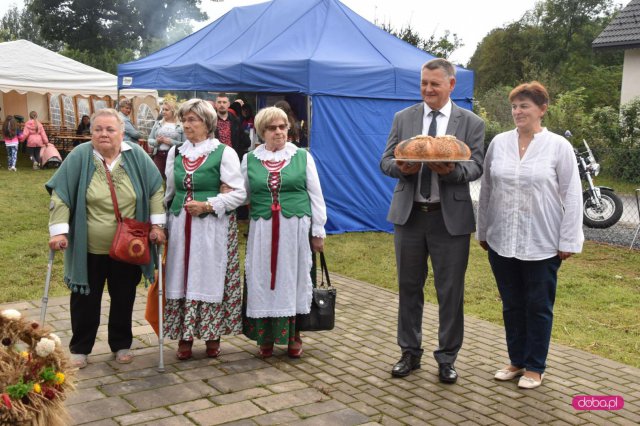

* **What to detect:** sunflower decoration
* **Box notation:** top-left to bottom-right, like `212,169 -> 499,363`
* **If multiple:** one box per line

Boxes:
0,309 -> 74,426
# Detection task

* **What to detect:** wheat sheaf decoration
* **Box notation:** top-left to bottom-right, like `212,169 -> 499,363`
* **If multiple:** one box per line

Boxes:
0,309 -> 74,426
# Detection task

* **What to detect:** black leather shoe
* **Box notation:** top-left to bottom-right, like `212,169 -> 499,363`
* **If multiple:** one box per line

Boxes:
438,363 -> 458,384
391,352 -> 421,377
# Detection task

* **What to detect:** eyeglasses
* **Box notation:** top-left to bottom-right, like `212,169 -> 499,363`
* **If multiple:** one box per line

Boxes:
265,124 -> 288,132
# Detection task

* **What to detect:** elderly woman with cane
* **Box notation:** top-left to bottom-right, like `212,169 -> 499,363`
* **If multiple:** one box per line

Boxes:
46,108 -> 166,369
242,106 -> 326,359
163,99 -> 246,360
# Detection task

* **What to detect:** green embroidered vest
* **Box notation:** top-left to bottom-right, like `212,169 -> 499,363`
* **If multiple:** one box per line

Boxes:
169,144 -> 225,216
248,149 -> 311,219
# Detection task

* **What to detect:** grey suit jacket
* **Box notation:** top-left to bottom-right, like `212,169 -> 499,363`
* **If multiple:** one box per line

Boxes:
380,102 -> 485,235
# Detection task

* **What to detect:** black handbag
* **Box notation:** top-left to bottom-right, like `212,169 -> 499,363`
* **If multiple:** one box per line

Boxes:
297,252 -> 336,331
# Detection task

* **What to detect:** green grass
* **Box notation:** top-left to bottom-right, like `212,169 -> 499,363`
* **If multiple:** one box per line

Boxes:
594,171 -> 639,195
1,154 -> 639,367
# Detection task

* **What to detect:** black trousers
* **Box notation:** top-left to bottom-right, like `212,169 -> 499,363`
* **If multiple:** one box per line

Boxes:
69,253 -> 141,354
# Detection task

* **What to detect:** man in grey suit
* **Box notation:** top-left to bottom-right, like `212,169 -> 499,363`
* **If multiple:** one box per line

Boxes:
380,58 -> 485,383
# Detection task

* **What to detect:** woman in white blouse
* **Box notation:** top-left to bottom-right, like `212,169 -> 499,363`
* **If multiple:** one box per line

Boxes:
163,99 -> 246,360
242,107 -> 326,359
476,81 -> 584,389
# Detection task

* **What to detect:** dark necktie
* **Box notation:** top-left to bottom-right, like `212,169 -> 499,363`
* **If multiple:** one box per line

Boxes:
420,110 -> 439,199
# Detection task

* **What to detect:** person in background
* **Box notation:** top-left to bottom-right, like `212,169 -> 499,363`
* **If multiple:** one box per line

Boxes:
242,106 -> 326,359
274,100 -> 300,146
14,115 -> 25,154
76,115 -> 91,136
148,98 -> 185,180
214,93 -> 250,222
213,93 -> 250,162
229,98 -> 244,118
163,99 -> 246,360
2,115 -> 19,171
241,103 -> 257,149
118,99 -> 143,144
380,58 -> 485,383
46,108 -> 166,369
476,81 -> 584,389
20,111 -> 49,170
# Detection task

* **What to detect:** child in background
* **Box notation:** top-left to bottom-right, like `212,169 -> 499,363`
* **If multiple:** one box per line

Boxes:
15,115 -> 25,153
20,111 -> 49,169
2,115 -> 19,171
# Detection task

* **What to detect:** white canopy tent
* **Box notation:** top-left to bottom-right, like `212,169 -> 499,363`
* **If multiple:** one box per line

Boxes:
0,40 -> 157,129
0,39 -> 156,97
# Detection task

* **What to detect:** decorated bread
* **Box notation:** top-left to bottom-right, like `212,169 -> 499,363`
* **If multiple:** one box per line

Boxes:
394,135 -> 471,161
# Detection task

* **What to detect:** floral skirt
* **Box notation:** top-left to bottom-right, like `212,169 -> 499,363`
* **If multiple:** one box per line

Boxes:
243,316 -> 298,346
164,215 -> 242,341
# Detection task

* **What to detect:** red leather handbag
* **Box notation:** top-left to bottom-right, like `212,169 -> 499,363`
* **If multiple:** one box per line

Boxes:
102,159 -> 151,265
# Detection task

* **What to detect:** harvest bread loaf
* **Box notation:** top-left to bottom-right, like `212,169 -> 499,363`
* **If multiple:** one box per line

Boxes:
394,135 -> 471,161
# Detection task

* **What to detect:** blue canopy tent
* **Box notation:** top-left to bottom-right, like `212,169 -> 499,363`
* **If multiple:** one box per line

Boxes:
118,0 -> 475,233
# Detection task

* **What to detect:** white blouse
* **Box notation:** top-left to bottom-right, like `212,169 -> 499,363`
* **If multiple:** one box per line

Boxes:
476,128 -> 584,260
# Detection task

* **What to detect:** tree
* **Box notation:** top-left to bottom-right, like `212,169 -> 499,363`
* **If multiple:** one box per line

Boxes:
468,0 -> 623,110
0,2 -> 58,49
61,46 -> 136,75
28,0 -> 208,55
380,22 -> 463,60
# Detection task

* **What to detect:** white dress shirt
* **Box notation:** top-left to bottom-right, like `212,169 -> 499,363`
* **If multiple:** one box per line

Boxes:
415,100 -> 452,202
476,128 -> 584,260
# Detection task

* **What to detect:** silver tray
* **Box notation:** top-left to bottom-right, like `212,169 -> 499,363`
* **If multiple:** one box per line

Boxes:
393,159 -> 474,163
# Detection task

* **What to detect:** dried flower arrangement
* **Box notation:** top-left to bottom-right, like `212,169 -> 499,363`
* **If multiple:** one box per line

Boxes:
0,309 -> 74,426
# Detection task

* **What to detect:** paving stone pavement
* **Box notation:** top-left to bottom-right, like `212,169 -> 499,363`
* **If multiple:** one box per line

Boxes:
2,274 -> 639,425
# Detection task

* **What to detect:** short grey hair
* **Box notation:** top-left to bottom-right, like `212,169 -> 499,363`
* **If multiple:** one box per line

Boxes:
179,98 -> 218,138
254,107 -> 289,139
422,58 -> 456,79
91,108 -> 125,132
118,98 -> 133,109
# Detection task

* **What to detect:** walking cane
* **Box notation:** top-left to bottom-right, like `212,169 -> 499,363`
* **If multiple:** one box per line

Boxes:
40,241 -> 66,325
157,244 -> 165,373
40,249 -> 55,326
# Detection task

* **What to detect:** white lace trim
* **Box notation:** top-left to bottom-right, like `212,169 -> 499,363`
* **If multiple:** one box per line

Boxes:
178,138 -> 220,160
252,142 -> 299,162
247,306 -> 311,318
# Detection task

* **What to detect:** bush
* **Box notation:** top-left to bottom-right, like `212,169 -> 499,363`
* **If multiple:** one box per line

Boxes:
473,103 -> 506,148
608,98 -> 640,181
474,86 -> 514,147
545,88 -> 593,142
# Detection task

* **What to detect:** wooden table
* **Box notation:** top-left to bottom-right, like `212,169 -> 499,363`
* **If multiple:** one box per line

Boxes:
50,135 -> 91,158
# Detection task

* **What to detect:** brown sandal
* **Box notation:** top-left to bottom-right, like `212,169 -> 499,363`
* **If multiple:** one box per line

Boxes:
176,340 -> 193,361
287,335 -> 303,358
258,342 -> 274,358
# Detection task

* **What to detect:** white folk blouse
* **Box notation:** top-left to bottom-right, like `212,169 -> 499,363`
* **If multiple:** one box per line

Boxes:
476,128 -> 584,260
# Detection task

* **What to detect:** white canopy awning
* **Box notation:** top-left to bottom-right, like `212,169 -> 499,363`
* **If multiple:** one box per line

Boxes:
0,39 -> 156,98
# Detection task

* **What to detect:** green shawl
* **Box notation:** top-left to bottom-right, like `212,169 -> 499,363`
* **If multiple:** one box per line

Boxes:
45,141 -> 163,294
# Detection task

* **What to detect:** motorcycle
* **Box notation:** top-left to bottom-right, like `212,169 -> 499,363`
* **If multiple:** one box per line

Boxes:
565,130 -> 623,229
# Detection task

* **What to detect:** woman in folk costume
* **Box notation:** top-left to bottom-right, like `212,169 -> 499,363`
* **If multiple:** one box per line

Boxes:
164,99 -> 246,360
242,106 -> 327,359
